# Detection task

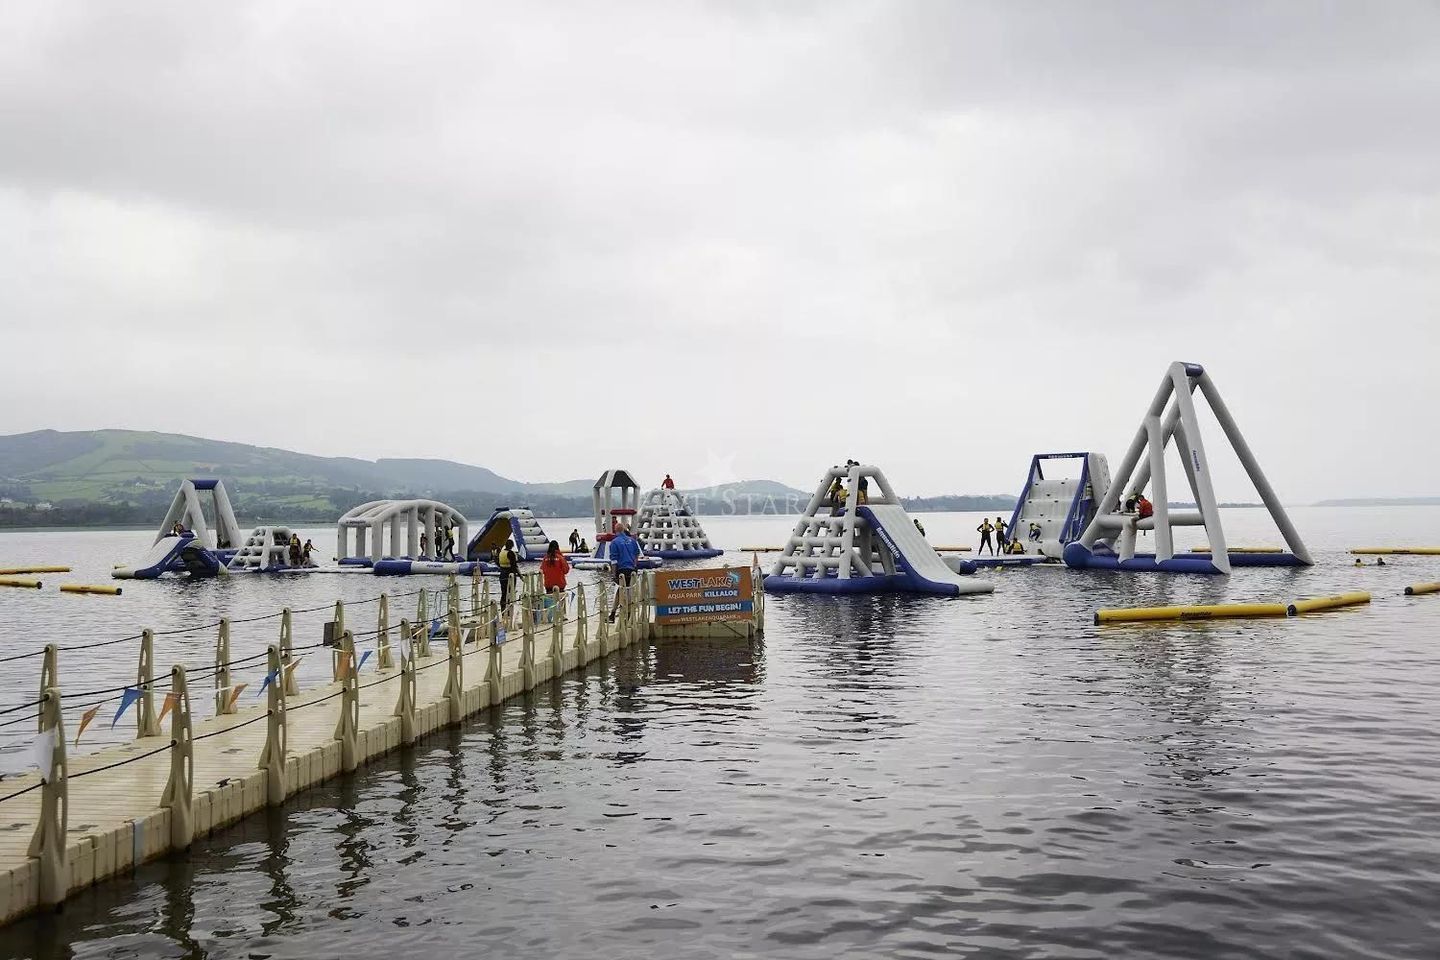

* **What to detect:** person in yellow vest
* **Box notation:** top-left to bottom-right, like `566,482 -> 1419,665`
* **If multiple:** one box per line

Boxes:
977,518 -> 995,555
496,538 -> 519,609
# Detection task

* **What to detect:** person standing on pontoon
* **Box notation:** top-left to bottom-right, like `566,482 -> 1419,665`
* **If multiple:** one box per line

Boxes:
977,518 -> 995,555
496,538 -> 520,609
994,517 -> 1009,553
607,525 -> 643,622
568,528 -> 581,553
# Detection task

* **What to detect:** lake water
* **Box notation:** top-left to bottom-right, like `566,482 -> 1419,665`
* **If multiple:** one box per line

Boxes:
1,507 -> 1438,958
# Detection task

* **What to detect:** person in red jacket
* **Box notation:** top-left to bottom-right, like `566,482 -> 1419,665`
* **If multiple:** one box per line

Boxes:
540,540 -> 571,623
540,540 -> 570,594
662,474 -> 676,490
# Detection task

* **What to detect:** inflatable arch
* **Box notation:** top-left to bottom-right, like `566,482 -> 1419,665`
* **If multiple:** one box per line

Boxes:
336,499 -> 468,565
1063,362 -> 1312,574
765,464 -> 994,596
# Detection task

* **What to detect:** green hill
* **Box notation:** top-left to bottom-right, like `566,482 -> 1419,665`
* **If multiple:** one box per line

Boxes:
0,429 -> 809,526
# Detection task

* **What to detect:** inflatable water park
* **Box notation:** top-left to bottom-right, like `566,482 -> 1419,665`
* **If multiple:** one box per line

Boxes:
107,362 -> 1322,588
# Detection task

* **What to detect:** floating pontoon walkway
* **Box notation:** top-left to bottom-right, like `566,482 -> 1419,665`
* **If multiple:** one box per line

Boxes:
0,571 -> 762,926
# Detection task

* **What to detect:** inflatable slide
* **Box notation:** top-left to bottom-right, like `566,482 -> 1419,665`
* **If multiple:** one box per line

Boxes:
467,506 -> 552,562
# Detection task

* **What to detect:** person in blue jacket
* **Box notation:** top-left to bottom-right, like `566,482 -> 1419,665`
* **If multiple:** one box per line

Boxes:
608,525 -> 644,622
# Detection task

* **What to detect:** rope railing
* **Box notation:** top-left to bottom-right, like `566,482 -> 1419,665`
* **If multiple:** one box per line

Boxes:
2,586 -> 431,667
0,568 -> 664,851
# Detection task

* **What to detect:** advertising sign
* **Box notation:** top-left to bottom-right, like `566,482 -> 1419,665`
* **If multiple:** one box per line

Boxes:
653,566 -> 754,625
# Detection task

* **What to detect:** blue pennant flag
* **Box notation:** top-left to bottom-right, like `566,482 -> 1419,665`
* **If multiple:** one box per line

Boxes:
110,687 -> 142,729
495,627 -> 507,646
257,668 -> 280,696
357,649 -> 373,671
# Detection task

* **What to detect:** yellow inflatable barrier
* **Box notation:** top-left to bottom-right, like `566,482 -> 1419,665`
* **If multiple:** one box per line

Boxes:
1286,592 -> 1370,616
0,565 -> 70,575
1351,547 -> 1440,556
0,576 -> 42,589
1404,582 -> 1440,596
59,584 -> 123,596
1095,602 -> 1289,625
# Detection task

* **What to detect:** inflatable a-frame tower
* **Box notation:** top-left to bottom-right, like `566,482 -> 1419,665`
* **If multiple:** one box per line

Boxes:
1063,361 -> 1312,574
157,478 -> 244,550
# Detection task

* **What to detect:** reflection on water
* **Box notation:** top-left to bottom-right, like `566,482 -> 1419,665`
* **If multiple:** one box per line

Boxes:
0,511 -> 1439,958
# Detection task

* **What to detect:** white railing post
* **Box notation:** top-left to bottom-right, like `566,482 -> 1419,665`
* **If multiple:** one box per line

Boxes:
160,665 -> 193,850
214,618 -> 233,715
258,644 -> 287,805
334,631 -> 359,773
28,687 -> 67,907
280,607 -> 300,696
377,593 -> 393,670
136,629 -> 160,739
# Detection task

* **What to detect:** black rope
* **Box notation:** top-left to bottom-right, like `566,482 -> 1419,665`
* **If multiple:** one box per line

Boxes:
193,711 -> 270,741
55,632 -> 144,653
0,780 -> 44,804
0,698 -> 44,718
70,742 -> 174,781
288,688 -> 346,711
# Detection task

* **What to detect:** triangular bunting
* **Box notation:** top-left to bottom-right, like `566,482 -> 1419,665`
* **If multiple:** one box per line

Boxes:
75,705 -> 100,746
357,650 -> 373,671
110,687 -> 142,729
227,684 -> 247,710
257,668 -> 279,695
157,691 -> 180,724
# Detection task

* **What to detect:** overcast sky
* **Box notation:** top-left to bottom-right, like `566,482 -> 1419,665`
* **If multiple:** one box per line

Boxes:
1,1 -> 1436,501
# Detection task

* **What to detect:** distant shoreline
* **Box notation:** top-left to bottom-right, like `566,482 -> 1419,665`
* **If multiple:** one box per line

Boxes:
2,500 -> 1436,533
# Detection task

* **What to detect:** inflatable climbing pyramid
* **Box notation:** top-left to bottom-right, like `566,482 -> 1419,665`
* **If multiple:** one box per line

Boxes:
635,487 -> 722,559
765,464 -> 993,596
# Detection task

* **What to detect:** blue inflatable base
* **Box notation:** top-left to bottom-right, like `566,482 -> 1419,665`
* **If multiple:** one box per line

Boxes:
1063,544 -> 1306,573
763,573 -> 962,596
338,557 -> 374,568
968,556 -> 1050,569
647,548 -> 724,561
1227,552 -> 1309,568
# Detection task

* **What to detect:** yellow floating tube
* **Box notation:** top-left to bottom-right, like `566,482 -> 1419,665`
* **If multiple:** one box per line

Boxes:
1190,547 -> 1284,554
1095,602 -> 1289,625
1404,582 -> 1440,596
60,584 -> 122,596
0,576 -> 42,589
1286,592 -> 1370,616
1351,547 -> 1440,555
0,565 -> 70,575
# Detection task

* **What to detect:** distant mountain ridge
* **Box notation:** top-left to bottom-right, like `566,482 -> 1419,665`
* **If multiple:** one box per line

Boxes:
0,429 -> 591,497
0,428 -> 810,525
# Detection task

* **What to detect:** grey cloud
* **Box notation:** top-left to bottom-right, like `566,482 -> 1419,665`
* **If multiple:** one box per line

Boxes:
0,1 -> 1436,502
